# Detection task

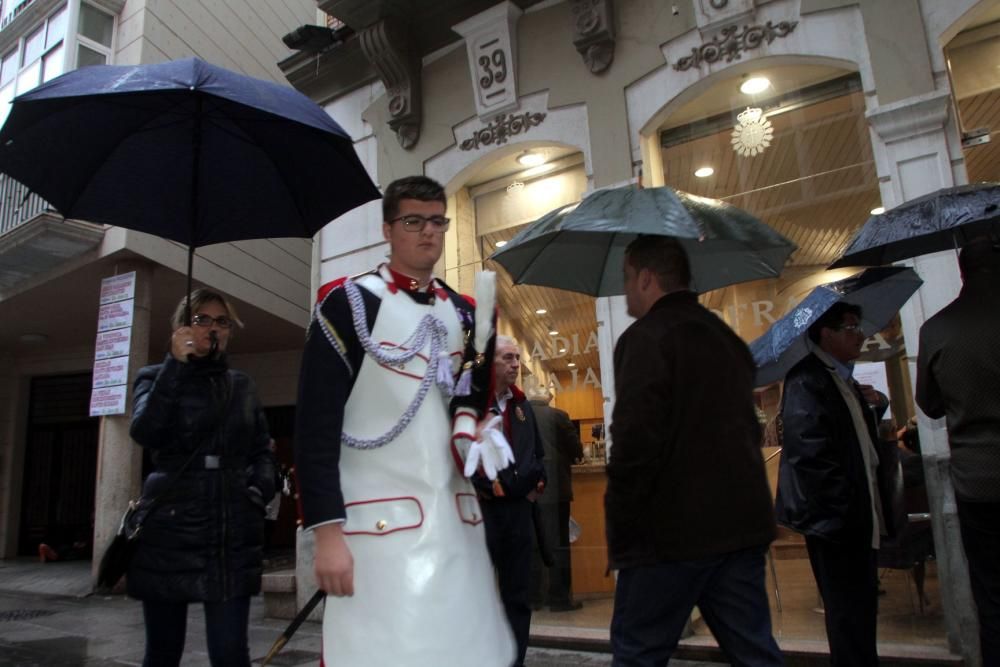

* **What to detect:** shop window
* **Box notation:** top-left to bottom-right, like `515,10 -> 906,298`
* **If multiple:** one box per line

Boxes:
946,14 -> 1000,183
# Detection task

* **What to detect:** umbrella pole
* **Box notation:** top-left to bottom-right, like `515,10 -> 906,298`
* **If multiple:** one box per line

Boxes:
184,244 -> 194,325
184,94 -> 203,327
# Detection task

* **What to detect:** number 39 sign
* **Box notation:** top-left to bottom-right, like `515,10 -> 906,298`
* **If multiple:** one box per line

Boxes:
454,2 -> 522,120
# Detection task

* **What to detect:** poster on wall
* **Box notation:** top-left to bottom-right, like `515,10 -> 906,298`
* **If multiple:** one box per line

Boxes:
89,272 -> 136,417
853,361 -> 892,421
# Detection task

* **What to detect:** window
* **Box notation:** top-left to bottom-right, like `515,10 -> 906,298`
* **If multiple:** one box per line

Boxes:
0,5 -> 68,126
74,2 -> 114,69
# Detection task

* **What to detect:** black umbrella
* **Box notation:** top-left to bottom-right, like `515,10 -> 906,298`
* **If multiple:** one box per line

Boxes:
0,57 -> 380,320
830,183 -> 1000,268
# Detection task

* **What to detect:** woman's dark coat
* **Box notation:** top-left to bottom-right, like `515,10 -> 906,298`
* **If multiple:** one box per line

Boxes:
775,352 -> 880,543
127,353 -> 275,602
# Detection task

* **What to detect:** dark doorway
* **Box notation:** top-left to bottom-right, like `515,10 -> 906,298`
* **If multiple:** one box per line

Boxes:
18,373 -> 99,558
263,405 -> 296,554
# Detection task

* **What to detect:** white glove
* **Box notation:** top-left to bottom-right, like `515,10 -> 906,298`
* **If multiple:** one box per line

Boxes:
463,414 -> 515,480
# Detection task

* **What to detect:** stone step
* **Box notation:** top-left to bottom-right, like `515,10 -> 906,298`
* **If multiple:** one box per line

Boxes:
261,568 -> 297,620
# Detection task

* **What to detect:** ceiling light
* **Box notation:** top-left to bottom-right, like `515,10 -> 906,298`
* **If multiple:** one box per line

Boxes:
567,362 -> 576,367
870,206 -> 885,215
559,348 -> 567,353
495,240 -> 508,247
740,76 -> 771,95
535,308 -> 547,314
694,166 -> 714,178
548,329 -> 559,336
517,151 -> 545,167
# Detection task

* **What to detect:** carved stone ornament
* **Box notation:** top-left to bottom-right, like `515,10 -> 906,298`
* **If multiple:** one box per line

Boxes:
673,20 -> 798,71
570,0 -> 616,74
460,111 -> 548,151
359,18 -> 422,149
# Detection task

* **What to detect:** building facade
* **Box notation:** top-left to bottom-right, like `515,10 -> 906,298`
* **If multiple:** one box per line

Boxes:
281,0 -> 999,663
0,0 -> 320,575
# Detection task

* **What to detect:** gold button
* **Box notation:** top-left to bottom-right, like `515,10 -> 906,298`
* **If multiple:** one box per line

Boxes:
376,519 -> 387,531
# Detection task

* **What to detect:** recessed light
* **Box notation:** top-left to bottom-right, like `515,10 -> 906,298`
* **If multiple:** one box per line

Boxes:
567,362 -> 576,367
740,76 -> 771,95
517,151 -> 545,167
694,166 -> 714,178
548,330 -> 559,336
496,240 -> 508,247
559,348 -> 567,353
535,308 -> 547,314
870,206 -> 885,215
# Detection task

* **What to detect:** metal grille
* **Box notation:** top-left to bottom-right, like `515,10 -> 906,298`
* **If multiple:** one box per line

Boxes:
0,609 -> 57,622
0,173 -> 51,236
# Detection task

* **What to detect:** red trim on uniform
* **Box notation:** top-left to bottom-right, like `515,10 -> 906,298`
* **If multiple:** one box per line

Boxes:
459,293 -> 476,307
450,440 -> 466,474
341,496 -> 424,536
316,276 -> 347,303
455,492 -> 484,525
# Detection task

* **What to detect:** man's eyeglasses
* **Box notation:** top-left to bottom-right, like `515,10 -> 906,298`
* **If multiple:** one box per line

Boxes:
389,214 -> 450,233
837,323 -> 863,333
192,314 -> 233,329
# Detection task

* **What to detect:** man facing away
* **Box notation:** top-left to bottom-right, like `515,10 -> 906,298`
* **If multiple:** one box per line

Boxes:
474,335 -> 547,667
605,235 -> 782,667
916,238 -> 1000,667
776,301 -> 888,667
528,386 -> 584,612
294,176 -> 515,667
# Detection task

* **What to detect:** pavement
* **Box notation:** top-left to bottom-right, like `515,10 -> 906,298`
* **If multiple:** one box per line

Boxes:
0,558 -> 724,666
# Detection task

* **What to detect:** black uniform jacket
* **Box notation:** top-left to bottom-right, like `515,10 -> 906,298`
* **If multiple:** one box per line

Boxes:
127,353 -> 275,602
775,352 -> 880,544
474,385 -> 547,500
294,269 -> 493,529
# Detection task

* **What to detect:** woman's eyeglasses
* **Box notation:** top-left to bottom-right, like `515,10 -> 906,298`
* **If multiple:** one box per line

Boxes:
192,314 -> 233,329
389,214 -> 450,233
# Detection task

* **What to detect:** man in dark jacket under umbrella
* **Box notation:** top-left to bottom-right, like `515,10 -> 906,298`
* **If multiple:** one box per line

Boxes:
606,235 -> 781,667
776,301 -> 889,667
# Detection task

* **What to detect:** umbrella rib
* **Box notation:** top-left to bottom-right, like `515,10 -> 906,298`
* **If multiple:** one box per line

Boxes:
594,231 -> 617,296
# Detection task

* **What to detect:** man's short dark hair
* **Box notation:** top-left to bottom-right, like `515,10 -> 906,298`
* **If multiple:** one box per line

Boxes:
624,235 -> 692,292
382,176 -> 446,221
958,236 -> 1000,279
807,301 -> 863,344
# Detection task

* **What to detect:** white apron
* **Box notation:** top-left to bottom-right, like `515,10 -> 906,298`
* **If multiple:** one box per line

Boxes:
322,274 -> 515,667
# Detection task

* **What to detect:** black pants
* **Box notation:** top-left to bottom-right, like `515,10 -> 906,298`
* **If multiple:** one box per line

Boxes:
805,535 -> 878,667
957,499 -> 1000,667
141,596 -> 251,667
482,497 -> 534,667
530,501 -> 575,607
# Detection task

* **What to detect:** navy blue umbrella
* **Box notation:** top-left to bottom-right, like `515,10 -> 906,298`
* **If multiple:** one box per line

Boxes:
830,183 -> 999,268
0,57 -> 380,318
749,267 -> 922,387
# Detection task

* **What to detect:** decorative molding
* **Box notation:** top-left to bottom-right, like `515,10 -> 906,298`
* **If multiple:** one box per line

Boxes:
694,0 -> 755,34
866,89 -> 951,145
453,2 -> 523,121
460,111 -> 547,151
672,20 -> 798,71
570,0 -> 616,74
358,18 -> 421,150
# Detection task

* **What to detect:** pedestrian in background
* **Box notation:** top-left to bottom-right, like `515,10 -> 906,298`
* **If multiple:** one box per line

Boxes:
128,288 -> 275,667
477,335 -> 547,667
606,235 -> 782,667
528,386 -> 584,612
916,237 -> 1000,667
776,301 -> 888,667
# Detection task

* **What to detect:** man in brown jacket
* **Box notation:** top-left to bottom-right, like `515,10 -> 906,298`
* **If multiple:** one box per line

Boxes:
606,235 -> 781,667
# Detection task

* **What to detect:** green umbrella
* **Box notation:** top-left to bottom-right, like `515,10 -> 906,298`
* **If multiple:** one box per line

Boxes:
489,185 -> 795,296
